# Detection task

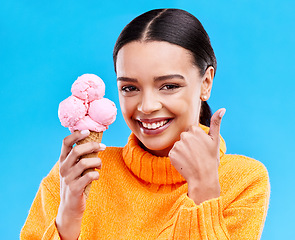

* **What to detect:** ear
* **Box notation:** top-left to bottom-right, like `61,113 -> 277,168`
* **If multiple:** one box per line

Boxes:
200,66 -> 214,101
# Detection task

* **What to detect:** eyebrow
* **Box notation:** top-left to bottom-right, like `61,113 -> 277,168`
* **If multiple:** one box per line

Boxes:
117,74 -> 185,82
154,74 -> 185,81
117,77 -> 137,82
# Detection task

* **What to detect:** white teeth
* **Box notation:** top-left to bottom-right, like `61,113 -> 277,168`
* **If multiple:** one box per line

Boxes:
141,120 -> 168,129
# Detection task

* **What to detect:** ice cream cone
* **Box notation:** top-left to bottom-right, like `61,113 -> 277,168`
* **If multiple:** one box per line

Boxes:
76,131 -> 103,198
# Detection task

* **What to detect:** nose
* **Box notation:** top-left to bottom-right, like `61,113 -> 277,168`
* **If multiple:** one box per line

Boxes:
137,90 -> 162,114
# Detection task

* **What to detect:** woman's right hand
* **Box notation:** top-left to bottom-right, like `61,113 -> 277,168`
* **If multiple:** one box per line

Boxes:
55,130 -> 105,240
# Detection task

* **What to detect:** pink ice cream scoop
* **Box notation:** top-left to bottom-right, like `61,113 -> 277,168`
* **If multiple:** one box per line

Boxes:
88,98 -> 117,126
58,73 -> 117,133
71,116 -> 107,133
71,73 -> 105,103
58,95 -> 88,128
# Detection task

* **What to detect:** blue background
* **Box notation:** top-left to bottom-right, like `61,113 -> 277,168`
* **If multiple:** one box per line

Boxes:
1,0 -> 294,239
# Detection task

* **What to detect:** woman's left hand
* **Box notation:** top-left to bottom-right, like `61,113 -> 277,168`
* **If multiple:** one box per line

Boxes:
169,108 -> 226,205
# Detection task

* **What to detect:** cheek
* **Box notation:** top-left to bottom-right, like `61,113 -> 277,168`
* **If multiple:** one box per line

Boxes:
119,96 -> 136,132
119,95 -> 137,119
165,91 -> 201,118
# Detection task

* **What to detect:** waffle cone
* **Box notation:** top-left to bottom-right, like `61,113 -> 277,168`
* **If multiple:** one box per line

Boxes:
76,131 -> 103,198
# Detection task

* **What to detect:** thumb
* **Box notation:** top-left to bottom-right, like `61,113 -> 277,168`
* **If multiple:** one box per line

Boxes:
208,108 -> 226,141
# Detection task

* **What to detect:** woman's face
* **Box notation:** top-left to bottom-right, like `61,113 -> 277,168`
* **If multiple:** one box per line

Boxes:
116,41 -> 213,156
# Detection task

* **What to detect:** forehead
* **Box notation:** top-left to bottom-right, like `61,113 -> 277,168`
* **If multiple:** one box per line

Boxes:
116,41 -> 196,77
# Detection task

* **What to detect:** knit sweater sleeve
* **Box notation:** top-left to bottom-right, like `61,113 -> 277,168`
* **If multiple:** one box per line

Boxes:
158,155 -> 270,240
20,163 -> 62,240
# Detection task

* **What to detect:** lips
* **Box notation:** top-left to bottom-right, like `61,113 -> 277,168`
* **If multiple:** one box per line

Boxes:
137,118 -> 172,135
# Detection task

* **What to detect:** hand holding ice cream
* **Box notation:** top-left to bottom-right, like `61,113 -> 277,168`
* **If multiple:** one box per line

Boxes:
58,73 -> 117,198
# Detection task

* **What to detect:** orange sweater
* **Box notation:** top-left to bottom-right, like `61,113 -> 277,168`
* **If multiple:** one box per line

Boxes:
21,126 -> 270,239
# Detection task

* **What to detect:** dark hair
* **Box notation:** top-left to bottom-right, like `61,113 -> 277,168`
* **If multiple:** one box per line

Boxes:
113,8 -> 216,127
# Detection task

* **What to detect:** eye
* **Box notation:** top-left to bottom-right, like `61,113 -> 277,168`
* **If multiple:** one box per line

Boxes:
121,85 -> 139,92
160,84 -> 180,90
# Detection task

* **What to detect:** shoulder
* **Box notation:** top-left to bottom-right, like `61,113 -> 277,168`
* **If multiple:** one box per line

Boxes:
37,162 -> 60,200
219,154 -> 270,207
220,154 -> 269,180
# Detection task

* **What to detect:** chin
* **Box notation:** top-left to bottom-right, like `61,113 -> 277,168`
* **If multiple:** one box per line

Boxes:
128,119 -> 182,156
137,136 -> 175,157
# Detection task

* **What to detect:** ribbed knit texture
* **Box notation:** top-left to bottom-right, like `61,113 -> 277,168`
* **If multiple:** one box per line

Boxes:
21,125 -> 270,239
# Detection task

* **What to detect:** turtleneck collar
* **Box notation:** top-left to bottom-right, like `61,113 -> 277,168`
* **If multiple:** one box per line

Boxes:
122,124 -> 226,185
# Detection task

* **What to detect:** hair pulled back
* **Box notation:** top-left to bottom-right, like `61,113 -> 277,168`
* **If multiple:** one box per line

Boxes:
113,9 -> 216,127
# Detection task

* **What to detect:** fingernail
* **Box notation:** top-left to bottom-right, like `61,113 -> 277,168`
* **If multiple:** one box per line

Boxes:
219,108 -> 226,118
100,143 -> 106,150
81,129 -> 90,135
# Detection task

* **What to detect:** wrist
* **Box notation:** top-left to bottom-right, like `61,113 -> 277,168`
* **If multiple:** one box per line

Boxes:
56,209 -> 82,240
187,179 -> 220,205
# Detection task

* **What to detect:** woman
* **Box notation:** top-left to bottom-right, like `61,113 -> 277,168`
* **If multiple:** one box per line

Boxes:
21,9 -> 270,239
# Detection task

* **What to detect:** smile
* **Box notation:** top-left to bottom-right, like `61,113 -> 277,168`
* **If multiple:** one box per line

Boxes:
141,120 -> 168,130
137,118 -> 172,135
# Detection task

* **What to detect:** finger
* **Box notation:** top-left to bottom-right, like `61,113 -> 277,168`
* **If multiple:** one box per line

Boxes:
71,158 -> 102,180
65,170 -> 99,196
75,171 -> 100,195
60,130 -> 90,161
64,141 -> 102,170
208,108 -> 226,141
